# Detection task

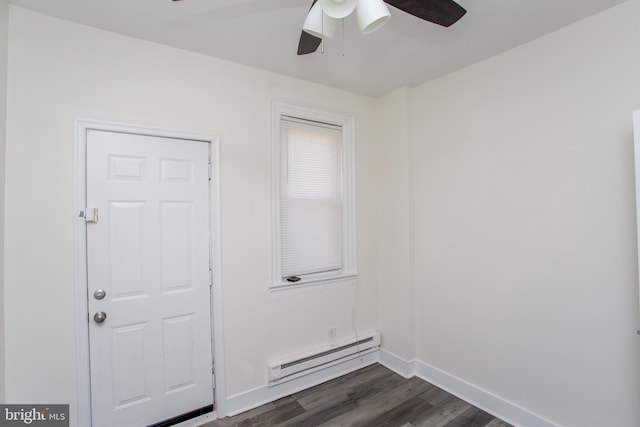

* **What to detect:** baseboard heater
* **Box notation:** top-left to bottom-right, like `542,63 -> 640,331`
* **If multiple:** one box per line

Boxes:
267,332 -> 381,386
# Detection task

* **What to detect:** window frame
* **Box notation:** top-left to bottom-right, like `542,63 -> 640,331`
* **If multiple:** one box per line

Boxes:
271,101 -> 357,290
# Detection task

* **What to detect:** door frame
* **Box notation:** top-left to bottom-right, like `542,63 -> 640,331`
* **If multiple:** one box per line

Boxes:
73,118 -> 227,426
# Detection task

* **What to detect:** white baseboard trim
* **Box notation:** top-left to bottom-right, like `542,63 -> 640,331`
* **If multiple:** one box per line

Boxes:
413,360 -> 559,427
378,348 -> 415,378
223,348 -> 558,427
224,351 -> 379,417
377,350 -> 558,427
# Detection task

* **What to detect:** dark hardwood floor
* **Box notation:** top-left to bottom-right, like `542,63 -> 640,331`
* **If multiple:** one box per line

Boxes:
204,364 -> 513,427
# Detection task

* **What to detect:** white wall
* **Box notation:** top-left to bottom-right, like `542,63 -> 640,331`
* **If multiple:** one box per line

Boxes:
375,87 -> 414,360
410,0 -> 640,426
0,0 -> 9,404
6,2 -> 640,426
4,7 -> 379,425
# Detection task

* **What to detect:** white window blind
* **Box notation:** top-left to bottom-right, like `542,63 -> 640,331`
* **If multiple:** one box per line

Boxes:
280,117 -> 344,278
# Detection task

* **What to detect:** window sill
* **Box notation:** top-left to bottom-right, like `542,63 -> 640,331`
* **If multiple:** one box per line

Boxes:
270,273 -> 358,292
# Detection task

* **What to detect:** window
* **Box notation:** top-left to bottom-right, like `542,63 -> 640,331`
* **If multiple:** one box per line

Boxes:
272,102 -> 357,289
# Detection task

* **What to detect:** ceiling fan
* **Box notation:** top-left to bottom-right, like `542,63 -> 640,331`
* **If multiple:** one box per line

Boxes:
297,0 -> 466,55
171,0 -> 466,56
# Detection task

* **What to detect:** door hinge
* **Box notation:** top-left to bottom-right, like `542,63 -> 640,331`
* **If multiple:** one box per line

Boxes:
209,268 -> 213,287
80,208 -> 99,223
208,162 -> 212,181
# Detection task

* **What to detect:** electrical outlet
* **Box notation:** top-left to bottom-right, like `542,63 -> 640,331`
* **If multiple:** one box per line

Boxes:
328,327 -> 337,343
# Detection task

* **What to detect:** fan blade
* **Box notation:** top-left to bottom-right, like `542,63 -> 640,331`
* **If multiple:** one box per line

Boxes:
297,0 -> 322,55
384,0 -> 466,27
297,31 -> 323,55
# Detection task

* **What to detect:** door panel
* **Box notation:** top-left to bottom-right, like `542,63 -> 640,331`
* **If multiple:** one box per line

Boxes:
86,130 -> 213,427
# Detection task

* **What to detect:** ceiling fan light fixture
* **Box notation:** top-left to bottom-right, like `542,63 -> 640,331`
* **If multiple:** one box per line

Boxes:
303,2 -> 337,39
320,0 -> 357,19
356,0 -> 391,34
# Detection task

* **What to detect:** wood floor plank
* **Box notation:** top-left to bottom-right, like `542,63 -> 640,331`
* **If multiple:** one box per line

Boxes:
485,419 -> 515,427
235,400 -> 306,427
297,365 -> 404,412
370,393 -> 435,426
288,363 -> 382,406
205,364 -> 514,427
315,377 -> 433,427
276,396 -> 359,426
442,406 -> 495,427
418,385 -> 455,406
414,395 -> 472,427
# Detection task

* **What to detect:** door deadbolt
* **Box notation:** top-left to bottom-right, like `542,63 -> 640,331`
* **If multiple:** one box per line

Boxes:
93,289 -> 106,300
93,312 -> 107,324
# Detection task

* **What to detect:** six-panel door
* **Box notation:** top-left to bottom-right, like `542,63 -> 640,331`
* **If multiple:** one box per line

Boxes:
86,130 -> 213,427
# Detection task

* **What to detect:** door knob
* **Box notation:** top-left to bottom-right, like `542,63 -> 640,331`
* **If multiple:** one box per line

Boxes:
94,311 -> 107,324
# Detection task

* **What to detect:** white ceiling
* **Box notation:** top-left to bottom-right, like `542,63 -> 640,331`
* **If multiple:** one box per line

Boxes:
8,0 -> 627,97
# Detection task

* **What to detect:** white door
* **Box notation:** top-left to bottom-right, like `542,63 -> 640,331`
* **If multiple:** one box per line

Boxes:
86,130 -> 213,427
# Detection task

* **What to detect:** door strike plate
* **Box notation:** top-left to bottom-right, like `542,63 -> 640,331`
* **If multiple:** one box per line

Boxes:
83,208 -> 99,223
